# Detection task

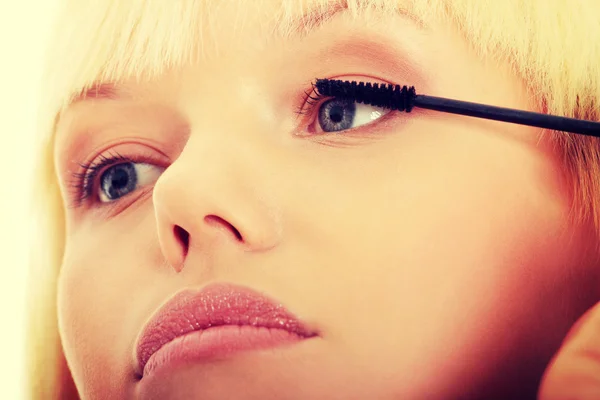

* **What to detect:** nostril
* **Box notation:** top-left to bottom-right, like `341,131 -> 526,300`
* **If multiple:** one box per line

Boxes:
232,225 -> 242,241
173,225 -> 190,257
204,215 -> 243,241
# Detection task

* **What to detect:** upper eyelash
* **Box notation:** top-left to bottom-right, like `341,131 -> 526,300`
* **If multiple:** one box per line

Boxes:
69,151 -> 132,207
296,82 -> 327,116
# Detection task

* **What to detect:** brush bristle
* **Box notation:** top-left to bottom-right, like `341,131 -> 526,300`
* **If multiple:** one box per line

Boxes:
315,79 -> 416,112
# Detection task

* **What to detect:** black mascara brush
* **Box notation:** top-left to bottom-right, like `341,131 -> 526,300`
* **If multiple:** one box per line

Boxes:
315,79 -> 600,137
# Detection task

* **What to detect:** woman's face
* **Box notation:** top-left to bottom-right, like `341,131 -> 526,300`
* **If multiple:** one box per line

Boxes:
54,1 -> 599,399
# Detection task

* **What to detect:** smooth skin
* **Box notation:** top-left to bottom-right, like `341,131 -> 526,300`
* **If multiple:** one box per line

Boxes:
53,1 -> 600,399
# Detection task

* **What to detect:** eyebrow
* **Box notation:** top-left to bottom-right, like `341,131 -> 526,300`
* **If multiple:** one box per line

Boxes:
71,82 -> 129,104
288,0 -> 427,37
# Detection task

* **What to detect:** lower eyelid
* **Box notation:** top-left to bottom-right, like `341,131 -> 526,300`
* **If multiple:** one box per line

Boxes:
314,110 -> 404,144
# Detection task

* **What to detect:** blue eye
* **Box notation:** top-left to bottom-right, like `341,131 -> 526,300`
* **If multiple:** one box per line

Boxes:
317,98 -> 389,133
98,162 -> 163,203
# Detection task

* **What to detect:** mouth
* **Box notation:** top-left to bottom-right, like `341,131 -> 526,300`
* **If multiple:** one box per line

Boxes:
134,283 -> 318,379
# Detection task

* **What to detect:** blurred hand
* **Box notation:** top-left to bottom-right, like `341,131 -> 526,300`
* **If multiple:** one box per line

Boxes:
539,302 -> 600,400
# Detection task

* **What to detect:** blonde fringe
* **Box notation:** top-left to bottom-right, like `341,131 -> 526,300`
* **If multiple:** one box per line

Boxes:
26,0 -> 600,398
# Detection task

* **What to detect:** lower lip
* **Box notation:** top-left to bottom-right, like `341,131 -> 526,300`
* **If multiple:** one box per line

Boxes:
142,325 -> 306,378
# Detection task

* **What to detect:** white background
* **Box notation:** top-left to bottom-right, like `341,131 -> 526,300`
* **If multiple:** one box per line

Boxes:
0,1 -> 59,398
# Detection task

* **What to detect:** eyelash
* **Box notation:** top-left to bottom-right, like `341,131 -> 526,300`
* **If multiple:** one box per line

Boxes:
296,82 -> 326,116
69,151 -> 133,207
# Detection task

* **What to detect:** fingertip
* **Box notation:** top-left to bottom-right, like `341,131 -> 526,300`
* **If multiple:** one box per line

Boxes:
538,302 -> 600,400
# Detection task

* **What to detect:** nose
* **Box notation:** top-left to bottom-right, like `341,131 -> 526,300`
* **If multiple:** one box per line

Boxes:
153,134 -> 282,273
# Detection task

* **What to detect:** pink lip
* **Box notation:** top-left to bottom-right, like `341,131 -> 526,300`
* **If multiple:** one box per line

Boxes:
135,283 -> 317,378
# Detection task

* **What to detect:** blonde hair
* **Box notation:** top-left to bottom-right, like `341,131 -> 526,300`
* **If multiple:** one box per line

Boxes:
25,0 -> 600,398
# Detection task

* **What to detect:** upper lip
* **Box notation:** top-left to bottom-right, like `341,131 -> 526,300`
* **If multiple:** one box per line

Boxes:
134,283 -> 317,376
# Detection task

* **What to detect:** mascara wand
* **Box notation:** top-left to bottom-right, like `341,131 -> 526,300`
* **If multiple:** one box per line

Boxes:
315,79 -> 600,137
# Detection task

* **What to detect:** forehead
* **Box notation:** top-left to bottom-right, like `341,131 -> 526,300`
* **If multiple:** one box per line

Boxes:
65,0 -> 415,102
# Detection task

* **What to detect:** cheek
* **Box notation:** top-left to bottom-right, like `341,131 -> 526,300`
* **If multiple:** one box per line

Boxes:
295,127 -> 578,387
57,220 -> 157,398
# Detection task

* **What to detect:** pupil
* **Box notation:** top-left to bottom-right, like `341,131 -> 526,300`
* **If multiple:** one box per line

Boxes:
111,168 -> 129,189
329,105 -> 344,123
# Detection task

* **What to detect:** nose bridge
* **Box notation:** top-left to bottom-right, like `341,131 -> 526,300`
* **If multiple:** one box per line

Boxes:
181,62 -> 277,136
180,71 -> 280,189
166,130 -> 262,212
183,98 -> 273,193
152,98 -> 283,271
172,65 -> 276,192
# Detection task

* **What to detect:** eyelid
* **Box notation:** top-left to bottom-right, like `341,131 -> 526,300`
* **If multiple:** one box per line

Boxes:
54,102 -> 186,183
307,33 -> 431,92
